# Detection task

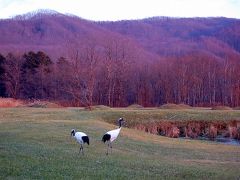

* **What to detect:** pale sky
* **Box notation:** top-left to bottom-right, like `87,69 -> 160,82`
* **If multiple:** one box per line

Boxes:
0,0 -> 240,21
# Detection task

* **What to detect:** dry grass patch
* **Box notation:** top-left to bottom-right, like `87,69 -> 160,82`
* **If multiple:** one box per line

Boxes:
0,98 -> 24,107
26,100 -> 62,108
85,105 -> 111,110
127,104 -> 144,109
233,107 -> 240,110
159,103 -> 179,109
178,103 -> 192,109
159,103 -> 192,110
211,106 -> 232,110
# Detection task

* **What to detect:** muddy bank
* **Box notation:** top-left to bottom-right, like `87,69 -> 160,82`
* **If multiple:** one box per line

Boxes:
134,120 -> 240,143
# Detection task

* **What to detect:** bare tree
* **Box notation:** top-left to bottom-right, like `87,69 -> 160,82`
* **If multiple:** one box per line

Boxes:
4,53 -> 23,98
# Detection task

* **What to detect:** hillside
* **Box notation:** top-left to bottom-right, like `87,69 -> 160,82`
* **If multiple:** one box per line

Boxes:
1,11 -> 240,107
99,17 -> 240,61
0,10 -> 158,62
0,10 -> 240,62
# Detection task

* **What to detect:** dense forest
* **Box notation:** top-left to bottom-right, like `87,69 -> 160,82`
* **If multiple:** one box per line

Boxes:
0,49 -> 240,107
0,11 -> 240,107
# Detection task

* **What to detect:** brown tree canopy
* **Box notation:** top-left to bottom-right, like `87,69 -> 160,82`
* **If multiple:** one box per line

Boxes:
1,49 -> 240,107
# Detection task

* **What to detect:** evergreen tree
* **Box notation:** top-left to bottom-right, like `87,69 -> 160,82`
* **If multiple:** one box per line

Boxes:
21,51 -> 53,99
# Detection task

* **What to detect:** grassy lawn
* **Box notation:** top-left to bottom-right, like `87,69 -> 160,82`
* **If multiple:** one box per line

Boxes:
0,108 -> 240,179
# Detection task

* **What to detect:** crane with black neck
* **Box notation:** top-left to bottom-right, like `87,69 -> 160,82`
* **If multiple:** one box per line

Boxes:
102,118 -> 125,155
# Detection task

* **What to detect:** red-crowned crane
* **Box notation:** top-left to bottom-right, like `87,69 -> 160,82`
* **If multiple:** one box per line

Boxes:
102,118 -> 125,155
71,129 -> 89,155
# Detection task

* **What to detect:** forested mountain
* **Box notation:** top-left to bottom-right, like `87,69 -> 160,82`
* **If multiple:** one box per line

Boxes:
0,10 -> 240,107
100,17 -> 240,61
0,10 -> 157,62
1,10 -> 240,61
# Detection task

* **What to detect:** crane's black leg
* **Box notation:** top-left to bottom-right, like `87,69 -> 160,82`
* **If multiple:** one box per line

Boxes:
106,142 -> 110,155
110,142 -> 112,153
79,144 -> 83,155
82,144 -> 84,155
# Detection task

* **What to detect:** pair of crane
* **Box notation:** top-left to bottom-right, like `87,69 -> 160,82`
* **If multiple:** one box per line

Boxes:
71,118 -> 125,155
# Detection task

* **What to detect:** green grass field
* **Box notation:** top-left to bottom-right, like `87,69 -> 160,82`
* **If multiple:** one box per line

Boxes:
1,108 -> 240,179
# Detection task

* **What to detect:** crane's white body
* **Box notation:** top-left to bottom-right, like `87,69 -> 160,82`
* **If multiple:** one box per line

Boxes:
106,127 -> 121,142
74,132 -> 87,144
71,129 -> 89,155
